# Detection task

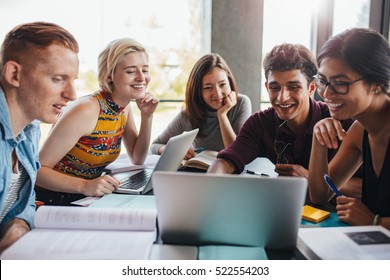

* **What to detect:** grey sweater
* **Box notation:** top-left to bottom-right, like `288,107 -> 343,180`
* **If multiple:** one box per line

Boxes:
150,94 -> 252,154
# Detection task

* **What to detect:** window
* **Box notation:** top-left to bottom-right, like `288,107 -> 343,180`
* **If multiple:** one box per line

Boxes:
260,0 -> 372,109
0,0 -> 206,146
261,0 -> 321,109
333,0 -> 370,34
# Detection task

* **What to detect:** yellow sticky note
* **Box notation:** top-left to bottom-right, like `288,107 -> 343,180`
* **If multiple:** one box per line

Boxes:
302,205 -> 330,223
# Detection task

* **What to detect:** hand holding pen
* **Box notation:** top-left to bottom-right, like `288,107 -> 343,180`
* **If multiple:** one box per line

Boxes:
323,174 -> 375,226
194,147 -> 205,153
184,147 -> 204,160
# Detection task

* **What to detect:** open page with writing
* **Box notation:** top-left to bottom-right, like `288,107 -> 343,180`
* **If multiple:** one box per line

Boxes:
34,206 -> 157,231
1,206 -> 157,260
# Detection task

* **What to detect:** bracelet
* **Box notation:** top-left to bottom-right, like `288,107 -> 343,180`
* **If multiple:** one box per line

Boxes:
373,214 -> 380,225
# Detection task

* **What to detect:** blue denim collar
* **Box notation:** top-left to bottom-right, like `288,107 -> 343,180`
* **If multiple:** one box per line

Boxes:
0,86 -> 40,143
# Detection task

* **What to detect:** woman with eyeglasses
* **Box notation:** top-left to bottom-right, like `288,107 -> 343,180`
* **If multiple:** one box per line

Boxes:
308,28 -> 390,230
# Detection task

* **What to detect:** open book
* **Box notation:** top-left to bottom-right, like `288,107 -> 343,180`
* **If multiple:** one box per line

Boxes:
0,205 -> 157,260
180,150 -> 218,171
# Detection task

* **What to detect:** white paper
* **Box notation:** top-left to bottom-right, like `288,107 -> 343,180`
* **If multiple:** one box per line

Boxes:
1,229 -> 156,260
71,196 -> 100,206
244,157 -> 278,177
89,194 -> 156,210
298,226 -> 390,259
34,206 -> 157,231
105,154 -> 160,174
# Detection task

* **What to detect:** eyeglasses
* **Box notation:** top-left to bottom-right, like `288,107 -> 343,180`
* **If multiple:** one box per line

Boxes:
274,120 -> 291,164
313,75 -> 364,95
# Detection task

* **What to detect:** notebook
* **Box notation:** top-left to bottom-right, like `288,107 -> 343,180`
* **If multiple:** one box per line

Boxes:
112,128 -> 198,195
152,171 -> 307,250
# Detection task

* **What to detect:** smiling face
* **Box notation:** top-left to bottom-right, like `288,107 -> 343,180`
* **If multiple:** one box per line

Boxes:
18,44 -> 79,124
201,67 -> 231,110
266,69 -> 315,127
111,51 -> 150,104
317,57 -> 374,120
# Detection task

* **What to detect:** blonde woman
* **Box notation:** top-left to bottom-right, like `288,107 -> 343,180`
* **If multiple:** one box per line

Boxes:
36,38 -> 158,205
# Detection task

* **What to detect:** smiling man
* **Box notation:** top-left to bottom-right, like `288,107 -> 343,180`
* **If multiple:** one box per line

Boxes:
0,22 -> 79,253
208,43 -> 360,198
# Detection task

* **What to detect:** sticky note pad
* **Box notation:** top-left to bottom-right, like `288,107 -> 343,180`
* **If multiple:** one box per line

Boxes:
302,205 -> 330,223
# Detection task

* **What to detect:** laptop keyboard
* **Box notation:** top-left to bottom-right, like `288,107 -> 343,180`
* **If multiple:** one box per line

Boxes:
118,169 -> 153,190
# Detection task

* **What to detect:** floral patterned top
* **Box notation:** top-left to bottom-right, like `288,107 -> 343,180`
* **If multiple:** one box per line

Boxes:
54,90 -> 126,179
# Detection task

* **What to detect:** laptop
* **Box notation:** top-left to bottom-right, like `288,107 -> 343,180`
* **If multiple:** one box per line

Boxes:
152,171 -> 307,250
112,128 -> 198,195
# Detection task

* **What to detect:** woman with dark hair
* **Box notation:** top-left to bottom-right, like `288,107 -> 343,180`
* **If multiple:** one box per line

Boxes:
308,28 -> 390,230
151,53 -> 251,159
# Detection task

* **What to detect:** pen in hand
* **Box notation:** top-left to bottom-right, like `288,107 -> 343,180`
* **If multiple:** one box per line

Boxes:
323,174 -> 342,197
194,147 -> 205,153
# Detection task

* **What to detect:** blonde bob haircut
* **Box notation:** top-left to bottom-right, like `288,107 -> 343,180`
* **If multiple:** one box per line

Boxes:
98,38 -> 148,93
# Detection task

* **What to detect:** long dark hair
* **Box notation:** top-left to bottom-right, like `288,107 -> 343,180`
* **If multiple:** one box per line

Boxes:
185,53 -> 238,136
317,28 -> 390,96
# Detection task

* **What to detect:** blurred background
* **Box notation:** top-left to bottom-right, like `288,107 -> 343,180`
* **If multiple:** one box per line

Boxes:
1,0 -> 388,147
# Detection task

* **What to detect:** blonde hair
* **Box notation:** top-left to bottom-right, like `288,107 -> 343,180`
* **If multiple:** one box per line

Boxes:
98,38 -> 147,93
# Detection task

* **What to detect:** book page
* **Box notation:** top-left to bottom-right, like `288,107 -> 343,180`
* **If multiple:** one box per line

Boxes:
184,150 -> 218,169
1,229 -> 156,260
34,206 -> 157,231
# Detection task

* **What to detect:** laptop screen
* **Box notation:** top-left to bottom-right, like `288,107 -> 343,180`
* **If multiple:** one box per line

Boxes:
153,171 -> 307,250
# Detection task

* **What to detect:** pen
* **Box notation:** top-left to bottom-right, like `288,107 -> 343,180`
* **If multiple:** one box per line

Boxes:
194,147 -> 205,153
246,169 -> 270,177
323,174 -> 342,197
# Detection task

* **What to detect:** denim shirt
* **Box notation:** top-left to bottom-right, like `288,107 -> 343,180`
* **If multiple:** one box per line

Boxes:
0,87 -> 40,228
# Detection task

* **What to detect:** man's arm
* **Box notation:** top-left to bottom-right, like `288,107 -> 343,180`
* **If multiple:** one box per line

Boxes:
0,218 -> 30,254
207,158 -> 236,174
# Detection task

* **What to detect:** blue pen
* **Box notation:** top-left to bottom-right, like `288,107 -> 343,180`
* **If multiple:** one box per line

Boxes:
323,174 -> 342,197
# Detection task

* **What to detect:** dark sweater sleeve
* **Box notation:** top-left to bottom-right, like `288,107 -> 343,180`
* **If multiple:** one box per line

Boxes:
217,113 -> 265,173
